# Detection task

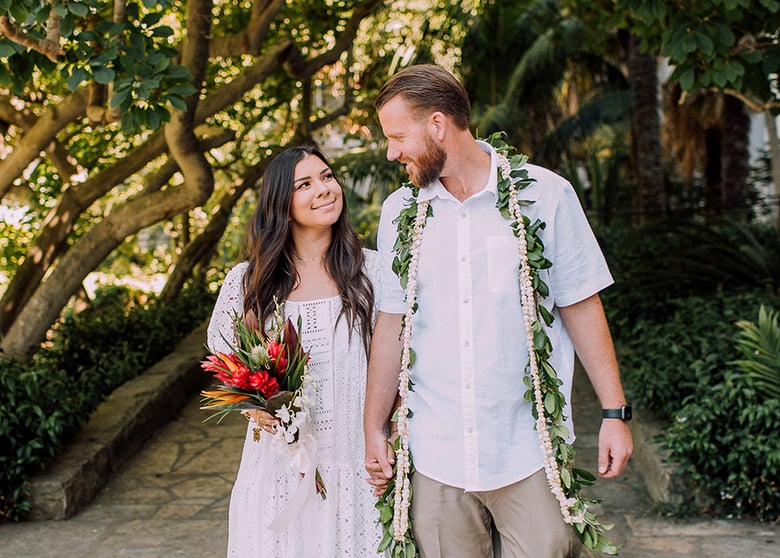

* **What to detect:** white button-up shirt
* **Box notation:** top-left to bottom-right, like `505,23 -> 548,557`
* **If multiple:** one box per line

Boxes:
377,141 -> 613,491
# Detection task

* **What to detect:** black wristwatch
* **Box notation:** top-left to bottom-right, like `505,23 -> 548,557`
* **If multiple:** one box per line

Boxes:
602,405 -> 632,422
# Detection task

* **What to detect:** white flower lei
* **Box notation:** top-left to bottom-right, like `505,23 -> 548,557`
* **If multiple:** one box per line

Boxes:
381,133 -> 618,556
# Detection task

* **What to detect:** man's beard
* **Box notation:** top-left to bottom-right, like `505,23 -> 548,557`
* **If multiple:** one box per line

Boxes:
408,134 -> 446,188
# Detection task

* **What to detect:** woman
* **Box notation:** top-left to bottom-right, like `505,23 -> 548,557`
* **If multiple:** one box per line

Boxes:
206,146 -> 383,557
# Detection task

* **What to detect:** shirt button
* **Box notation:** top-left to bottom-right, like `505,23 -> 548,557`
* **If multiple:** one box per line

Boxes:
464,340 -> 470,347
464,298 -> 469,304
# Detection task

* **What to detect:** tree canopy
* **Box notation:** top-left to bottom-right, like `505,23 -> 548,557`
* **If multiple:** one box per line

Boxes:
0,0 -> 480,362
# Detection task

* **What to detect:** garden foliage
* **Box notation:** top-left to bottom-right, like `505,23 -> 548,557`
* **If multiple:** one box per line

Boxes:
601,221 -> 780,521
0,283 -> 215,522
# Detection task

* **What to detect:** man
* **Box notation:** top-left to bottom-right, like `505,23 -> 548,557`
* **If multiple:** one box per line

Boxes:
364,64 -> 633,558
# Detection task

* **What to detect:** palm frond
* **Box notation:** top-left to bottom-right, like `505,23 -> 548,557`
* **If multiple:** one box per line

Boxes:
535,89 -> 631,164
734,305 -> 780,400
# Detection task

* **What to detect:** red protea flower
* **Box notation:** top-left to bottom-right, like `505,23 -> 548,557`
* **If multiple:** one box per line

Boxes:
250,370 -> 280,398
267,341 -> 288,372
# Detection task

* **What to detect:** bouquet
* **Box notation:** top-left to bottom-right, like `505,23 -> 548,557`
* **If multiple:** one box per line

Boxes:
200,299 -> 326,503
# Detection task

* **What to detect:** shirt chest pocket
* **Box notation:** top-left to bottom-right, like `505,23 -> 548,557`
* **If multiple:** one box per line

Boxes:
487,236 -> 519,294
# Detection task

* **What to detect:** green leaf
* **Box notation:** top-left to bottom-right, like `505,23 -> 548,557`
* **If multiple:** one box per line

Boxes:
694,32 -> 714,57
68,3 -> 90,17
110,86 -> 131,109
166,84 -> 197,97
151,26 -> 175,38
678,67 -> 696,91
681,33 -> 698,55
91,66 -> 115,85
66,67 -> 90,91
0,42 -> 16,58
142,12 -> 163,27
544,391 -> 557,415
51,3 -> 68,17
166,95 -> 187,112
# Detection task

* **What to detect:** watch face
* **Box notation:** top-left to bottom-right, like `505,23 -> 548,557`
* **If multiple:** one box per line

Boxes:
622,406 -> 632,421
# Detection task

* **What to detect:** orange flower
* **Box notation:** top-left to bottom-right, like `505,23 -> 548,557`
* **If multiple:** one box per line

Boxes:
199,390 -> 250,407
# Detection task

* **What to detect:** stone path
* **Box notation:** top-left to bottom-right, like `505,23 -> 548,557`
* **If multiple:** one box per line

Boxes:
0,370 -> 777,557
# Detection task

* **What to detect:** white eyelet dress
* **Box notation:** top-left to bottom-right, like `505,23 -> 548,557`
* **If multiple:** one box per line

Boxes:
206,249 -> 383,557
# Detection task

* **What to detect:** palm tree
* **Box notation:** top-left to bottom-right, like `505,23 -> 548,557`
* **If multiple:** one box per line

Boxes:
627,33 -> 665,223
460,0 -> 643,225
663,86 -> 752,220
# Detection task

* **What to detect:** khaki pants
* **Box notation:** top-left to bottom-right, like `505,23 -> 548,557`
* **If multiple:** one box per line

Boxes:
411,469 -> 582,558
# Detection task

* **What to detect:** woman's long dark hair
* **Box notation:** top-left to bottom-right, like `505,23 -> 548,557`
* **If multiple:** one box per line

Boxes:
241,146 -> 374,354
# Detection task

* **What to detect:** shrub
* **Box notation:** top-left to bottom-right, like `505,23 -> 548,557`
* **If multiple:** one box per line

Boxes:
0,282 -> 215,522
598,221 -> 780,338
664,371 -> 780,521
0,361 -> 82,522
616,292 -> 779,422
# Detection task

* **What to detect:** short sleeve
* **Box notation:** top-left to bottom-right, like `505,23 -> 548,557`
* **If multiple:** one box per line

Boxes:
546,181 -> 613,307
206,262 -> 248,353
376,189 -> 411,314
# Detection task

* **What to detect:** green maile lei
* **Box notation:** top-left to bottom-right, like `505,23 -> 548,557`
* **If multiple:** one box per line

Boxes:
375,132 -> 618,557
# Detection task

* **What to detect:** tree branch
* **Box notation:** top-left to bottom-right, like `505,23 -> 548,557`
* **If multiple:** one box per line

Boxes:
723,88 -> 780,113
164,0 -> 215,208
286,0 -> 384,79
0,14 -> 63,62
208,0 -> 285,58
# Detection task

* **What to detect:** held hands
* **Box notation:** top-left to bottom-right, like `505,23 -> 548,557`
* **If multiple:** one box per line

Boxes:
597,419 -> 633,478
242,409 -> 279,434
365,429 -> 396,496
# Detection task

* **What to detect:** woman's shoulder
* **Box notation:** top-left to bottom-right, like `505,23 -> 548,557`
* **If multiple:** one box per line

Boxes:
362,247 -> 378,265
218,261 -> 249,294
224,261 -> 249,280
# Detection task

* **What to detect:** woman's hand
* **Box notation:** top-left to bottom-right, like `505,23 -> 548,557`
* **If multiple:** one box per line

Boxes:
242,409 -> 279,433
365,430 -> 397,496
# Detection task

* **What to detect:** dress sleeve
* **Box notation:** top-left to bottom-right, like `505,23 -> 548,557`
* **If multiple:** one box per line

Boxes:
362,248 -> 381,325
206,262 -> 248,353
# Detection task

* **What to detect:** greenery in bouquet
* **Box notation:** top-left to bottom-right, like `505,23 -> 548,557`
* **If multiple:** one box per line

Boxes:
200,299 -> 326,498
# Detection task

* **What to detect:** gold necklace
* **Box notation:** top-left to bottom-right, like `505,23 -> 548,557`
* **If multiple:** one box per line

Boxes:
293,252 -> 325,262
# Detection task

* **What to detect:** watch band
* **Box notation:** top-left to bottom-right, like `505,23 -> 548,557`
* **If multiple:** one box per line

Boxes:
602,405 -> 632,421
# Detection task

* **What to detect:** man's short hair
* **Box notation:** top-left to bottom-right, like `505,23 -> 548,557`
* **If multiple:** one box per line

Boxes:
375,64 -> 471,130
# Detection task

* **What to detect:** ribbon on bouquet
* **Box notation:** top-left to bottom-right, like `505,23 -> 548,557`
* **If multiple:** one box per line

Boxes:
267,428 -> 320,533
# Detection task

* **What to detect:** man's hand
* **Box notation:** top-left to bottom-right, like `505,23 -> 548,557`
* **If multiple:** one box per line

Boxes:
365,429 -> 396,496
363,312 -> 404,496
597,419 -> 633,478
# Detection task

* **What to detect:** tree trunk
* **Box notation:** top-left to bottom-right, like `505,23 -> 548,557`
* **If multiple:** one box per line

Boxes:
704,127 -> 723,217
627,34 -> 665,224
721,95 -> 751,220
0,36 -> 292,334
1,0 -> 213,361
159,175 -> 256,303
1,187 -> 218,360
0,129 -> 237,335
763,111 -> 780,233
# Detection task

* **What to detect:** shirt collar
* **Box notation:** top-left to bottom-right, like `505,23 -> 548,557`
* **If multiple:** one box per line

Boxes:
417,140 -> 498,203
